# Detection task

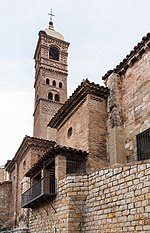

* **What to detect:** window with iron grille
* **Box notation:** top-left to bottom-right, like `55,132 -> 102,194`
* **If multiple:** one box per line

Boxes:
66,157 -> 86,175
136,128 -> 150,161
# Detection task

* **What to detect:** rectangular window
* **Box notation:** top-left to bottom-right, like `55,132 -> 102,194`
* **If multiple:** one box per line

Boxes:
136,128 -> 150,161
66,157 -> 86,175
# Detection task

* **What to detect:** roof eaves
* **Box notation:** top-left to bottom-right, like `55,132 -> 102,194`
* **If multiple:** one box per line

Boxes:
5,136 -> 56,172
48,79 -> 109,128
25,145 -> 88,177
102,32 -> 150,80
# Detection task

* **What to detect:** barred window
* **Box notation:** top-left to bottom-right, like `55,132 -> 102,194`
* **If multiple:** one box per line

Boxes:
66,157 -> 86,175
136,128 -> 150,161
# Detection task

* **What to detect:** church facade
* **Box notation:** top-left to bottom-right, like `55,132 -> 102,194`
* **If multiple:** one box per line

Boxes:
0,19 -> 150,233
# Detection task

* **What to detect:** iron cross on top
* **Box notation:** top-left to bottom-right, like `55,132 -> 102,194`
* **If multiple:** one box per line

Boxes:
48,9 -> 55,21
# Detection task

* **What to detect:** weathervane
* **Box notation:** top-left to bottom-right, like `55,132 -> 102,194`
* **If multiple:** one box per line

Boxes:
48,8 -> 55,22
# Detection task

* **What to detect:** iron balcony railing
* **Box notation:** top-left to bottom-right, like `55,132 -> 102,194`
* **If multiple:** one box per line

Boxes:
21,177 -> 56,208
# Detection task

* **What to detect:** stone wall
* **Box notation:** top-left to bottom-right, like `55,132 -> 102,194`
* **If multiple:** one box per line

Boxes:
106,50 -> 150,164
0,181 -> 12,230
29,175 -> 88,233
122,52 -> 150,162
29,160 -> 150,232
82,161 -> 150,232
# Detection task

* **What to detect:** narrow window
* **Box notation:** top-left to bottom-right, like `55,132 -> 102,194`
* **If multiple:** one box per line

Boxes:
59,82 -> 62,88
48,92 -> 53,100
53,80 -> 56,87
46,78 -> 50,85
49,47 -> 59,61
136,128 -> 150,161
55,94 -> 60,102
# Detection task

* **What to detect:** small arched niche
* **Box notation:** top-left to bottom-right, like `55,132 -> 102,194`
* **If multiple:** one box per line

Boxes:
55,94 -> 60,102
48,92 -> 53,100
46,78 -> 50,85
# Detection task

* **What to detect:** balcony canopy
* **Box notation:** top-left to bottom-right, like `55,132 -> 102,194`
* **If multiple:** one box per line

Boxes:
25,145 -> 88,178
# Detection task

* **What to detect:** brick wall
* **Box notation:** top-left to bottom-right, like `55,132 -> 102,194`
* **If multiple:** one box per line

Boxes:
0,167 -> 5,182
0,181 -> 12,229
57,94 -> 108,172
8,139 -> 54,229
29,160 -> 150,232
33,29 -> 69,140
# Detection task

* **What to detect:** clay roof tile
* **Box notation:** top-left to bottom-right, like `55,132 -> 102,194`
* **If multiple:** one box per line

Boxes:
102,32 -> 150,80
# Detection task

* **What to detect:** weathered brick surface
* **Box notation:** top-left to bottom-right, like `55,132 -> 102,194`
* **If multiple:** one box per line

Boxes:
3,137 -> 55,229
0,181 -> 12,229
0,167 -> 5,182
57,94 -> 108,172
29,161 -> 150,232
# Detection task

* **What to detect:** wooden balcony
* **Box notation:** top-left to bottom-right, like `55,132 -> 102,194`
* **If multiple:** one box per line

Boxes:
21,177 -> 56,208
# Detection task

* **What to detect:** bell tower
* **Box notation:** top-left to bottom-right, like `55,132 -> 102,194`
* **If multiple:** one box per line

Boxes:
33,16 -> 69,140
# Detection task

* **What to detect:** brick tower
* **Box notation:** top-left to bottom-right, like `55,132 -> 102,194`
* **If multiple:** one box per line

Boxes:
33,18 -> 69,140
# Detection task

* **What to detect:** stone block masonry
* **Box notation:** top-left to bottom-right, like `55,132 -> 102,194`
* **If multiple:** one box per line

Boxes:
29,160 -> 150,232
82,161 -> 150,232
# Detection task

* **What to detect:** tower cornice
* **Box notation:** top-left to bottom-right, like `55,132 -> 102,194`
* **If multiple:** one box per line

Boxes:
34,30 -> 69,60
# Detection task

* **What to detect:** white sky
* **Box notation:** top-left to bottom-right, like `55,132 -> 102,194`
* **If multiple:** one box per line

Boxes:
0,0 -> 150,165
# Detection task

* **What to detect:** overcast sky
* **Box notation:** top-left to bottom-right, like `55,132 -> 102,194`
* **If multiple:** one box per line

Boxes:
0,0 -> 150,165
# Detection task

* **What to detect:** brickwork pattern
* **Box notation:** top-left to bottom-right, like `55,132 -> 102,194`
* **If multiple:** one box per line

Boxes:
0,181 -> 12,229
5,138 -> 55,229
33,29 -> 69,140
57,94 -> 108,172
0,168 -> 5,182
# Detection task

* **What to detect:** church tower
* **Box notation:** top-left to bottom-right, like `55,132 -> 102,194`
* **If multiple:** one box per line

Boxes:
33,15 -> 69,140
